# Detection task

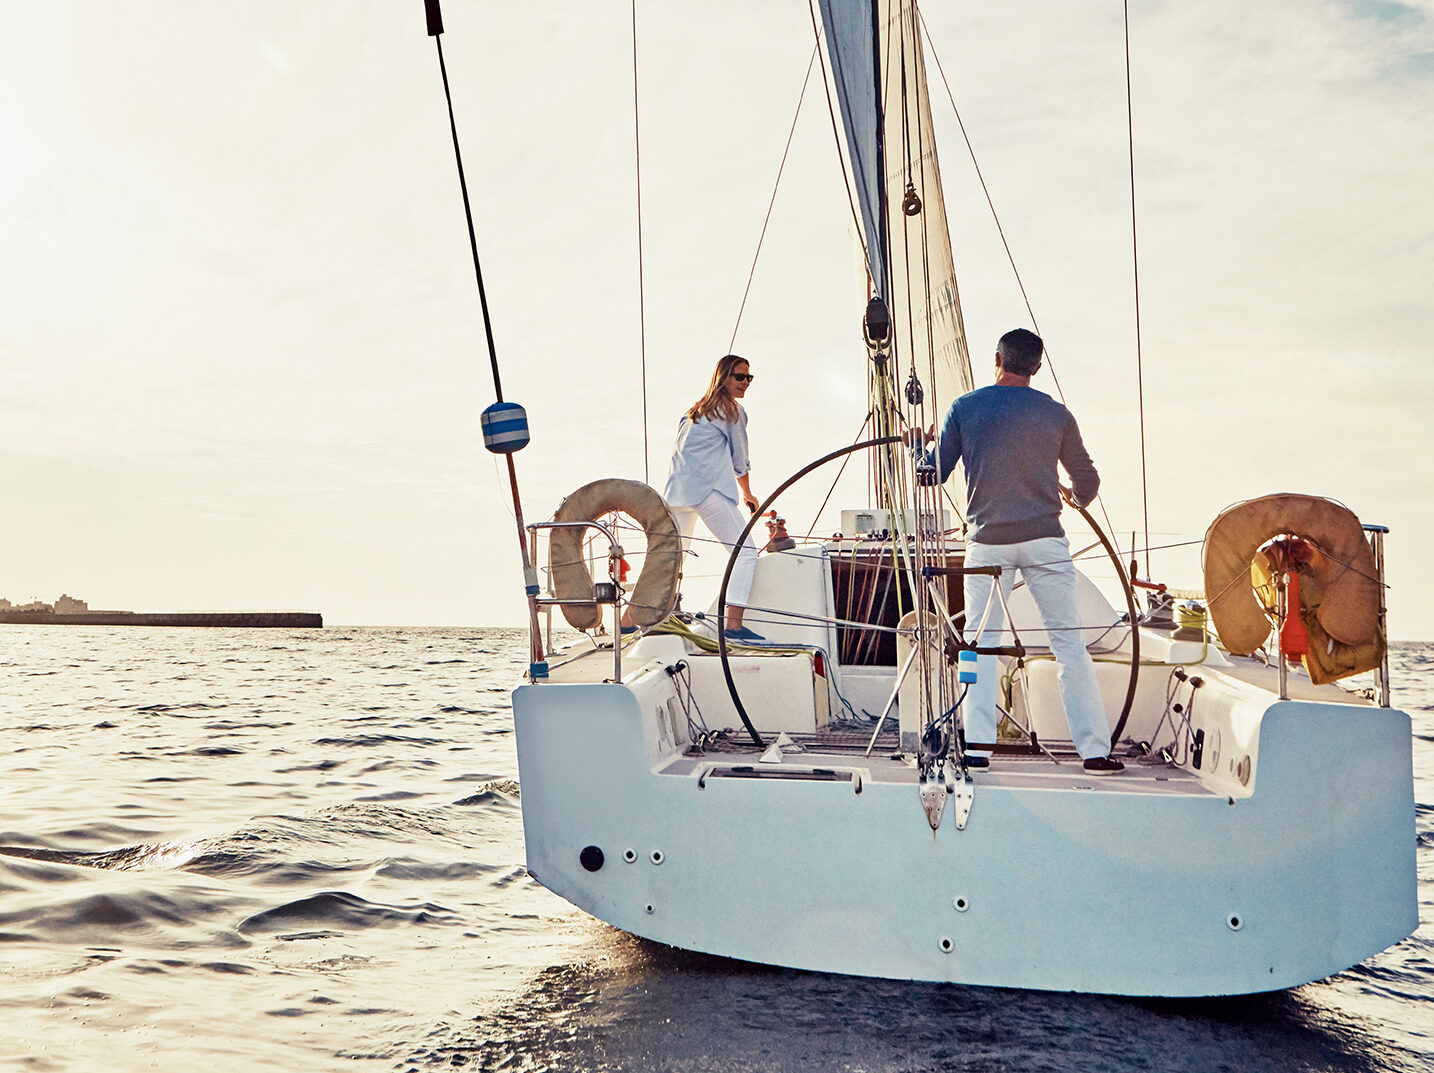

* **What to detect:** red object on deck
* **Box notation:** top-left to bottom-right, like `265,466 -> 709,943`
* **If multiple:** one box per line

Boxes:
1280,572 -> 1311,657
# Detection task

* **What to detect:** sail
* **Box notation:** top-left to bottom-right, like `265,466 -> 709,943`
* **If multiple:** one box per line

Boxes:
819,0 -> 974,410
879,1 -> 974,407
817,0 -> 887,294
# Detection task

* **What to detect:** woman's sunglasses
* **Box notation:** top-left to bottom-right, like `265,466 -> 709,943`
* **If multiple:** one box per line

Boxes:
730,372 -> 755,382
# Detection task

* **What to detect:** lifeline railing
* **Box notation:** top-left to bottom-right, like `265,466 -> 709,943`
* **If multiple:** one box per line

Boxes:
527,519 -> 626,683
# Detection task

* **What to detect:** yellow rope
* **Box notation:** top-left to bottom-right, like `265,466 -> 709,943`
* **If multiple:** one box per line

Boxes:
1174,601 -> 1207,633
648,615 -> 812,658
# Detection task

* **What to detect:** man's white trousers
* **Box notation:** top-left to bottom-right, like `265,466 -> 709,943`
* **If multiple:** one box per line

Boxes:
962,534 -> 1111,760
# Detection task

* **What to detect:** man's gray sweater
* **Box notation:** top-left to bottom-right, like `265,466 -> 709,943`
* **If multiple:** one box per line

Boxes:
926,384 -> 1099,546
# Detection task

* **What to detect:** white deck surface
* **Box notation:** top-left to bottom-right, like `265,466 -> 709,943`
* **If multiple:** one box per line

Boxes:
657,746 -> 1218,796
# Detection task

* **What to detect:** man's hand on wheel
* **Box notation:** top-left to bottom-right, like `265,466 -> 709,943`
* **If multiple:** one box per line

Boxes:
903,425 -> 934,448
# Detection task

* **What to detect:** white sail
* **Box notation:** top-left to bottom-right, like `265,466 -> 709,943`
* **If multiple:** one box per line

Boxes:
819,0 -> 974,410
878,0 -> 974,408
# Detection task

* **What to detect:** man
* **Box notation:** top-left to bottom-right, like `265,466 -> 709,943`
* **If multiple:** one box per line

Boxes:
911,328 -> 1123,775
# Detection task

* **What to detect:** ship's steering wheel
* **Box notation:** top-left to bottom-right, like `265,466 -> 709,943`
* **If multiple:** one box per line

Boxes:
715,437 -> 1140,752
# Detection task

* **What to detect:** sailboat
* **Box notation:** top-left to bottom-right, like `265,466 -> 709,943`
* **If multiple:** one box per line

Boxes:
489,1 -> 1416,996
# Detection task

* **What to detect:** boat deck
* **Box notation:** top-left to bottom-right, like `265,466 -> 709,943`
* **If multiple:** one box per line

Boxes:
1205,657 -> 1374,704
539,642 -> 1234,797
657,730 -> 1216,797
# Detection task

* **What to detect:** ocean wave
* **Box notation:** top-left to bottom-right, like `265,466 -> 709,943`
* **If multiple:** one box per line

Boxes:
237,890 -> 457,935
313,734 -> 444,748
373,858 -> 502,882
0,887 -> 249,950
453,780 -> 521,807
0,839 -> 209,872
182,847 -> 373,886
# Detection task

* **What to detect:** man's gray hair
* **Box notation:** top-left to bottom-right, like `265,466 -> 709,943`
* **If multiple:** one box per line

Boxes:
997,328 -> 1044,377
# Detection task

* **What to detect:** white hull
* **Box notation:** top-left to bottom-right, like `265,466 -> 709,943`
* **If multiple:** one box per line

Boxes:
514,668 -> 1415,996
513,545 -> 1417,997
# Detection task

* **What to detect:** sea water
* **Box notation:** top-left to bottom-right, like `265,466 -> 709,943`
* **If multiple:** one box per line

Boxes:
0,626 -> 1429,1072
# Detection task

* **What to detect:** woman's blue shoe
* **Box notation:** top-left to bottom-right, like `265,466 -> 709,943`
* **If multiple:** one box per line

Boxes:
722,626 -> 766,643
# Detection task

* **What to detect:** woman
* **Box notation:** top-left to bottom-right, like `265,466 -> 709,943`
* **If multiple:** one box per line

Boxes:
663,353 -> 764,641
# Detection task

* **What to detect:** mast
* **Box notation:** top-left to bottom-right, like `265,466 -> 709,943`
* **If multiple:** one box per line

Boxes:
821,2 -> 974,751
868,0 -> 899,510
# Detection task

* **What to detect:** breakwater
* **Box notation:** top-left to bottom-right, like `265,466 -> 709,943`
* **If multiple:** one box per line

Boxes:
0,611 -> 322,628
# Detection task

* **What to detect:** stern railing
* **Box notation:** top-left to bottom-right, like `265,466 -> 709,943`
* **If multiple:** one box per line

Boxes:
527,520 -> 626,683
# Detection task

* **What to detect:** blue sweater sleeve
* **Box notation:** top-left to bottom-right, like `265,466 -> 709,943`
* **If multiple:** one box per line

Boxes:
1059,416 -> 1100,507
928,402 -> 963,483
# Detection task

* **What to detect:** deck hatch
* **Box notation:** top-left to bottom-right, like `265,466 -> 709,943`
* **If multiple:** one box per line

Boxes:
699,765 -> 855,788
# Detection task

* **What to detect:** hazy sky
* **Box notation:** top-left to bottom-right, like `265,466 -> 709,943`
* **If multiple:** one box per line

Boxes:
3,1 -> 1432,636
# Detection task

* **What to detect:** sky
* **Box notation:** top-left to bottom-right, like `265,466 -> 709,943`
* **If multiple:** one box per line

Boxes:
2,1 -> 1432,636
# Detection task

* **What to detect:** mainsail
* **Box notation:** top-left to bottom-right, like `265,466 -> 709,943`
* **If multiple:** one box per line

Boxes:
818,0 -> 974,410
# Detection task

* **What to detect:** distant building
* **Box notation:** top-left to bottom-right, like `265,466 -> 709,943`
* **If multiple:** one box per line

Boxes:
0,595 -> 93,612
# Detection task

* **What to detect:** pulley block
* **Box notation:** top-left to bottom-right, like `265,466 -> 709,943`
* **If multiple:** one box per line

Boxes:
902,181 -> 922,216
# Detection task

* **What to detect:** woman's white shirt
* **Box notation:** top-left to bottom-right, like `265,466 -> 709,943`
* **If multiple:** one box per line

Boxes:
662,407 -> 749,508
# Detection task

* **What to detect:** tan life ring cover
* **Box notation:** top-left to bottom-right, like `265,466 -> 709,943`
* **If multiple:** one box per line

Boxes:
549,478 -> 683,631
1201,493 -> 1380,655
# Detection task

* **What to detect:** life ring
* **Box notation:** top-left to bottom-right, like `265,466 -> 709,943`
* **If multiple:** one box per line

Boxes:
1201,493 -> 1382,664
549,478 -> 683,631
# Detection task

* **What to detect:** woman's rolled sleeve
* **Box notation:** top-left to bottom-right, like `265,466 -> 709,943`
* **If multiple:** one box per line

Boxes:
729,408 -> 751,477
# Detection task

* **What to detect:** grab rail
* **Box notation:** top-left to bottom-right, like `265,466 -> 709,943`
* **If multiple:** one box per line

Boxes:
527,519 -> 624,682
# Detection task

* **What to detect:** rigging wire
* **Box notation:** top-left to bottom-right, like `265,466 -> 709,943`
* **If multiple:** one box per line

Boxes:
431,33 -> 503,401
897,4 -> 962,736
1123,0 -> 1151,579
802,411 -> 876,540
423,1 -> 542,662
729,41 -> 820,353
630,0 -> 651,483
921,9 -> 1141,573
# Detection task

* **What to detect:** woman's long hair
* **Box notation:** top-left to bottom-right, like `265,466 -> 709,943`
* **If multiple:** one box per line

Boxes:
687,354 -> 747,424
